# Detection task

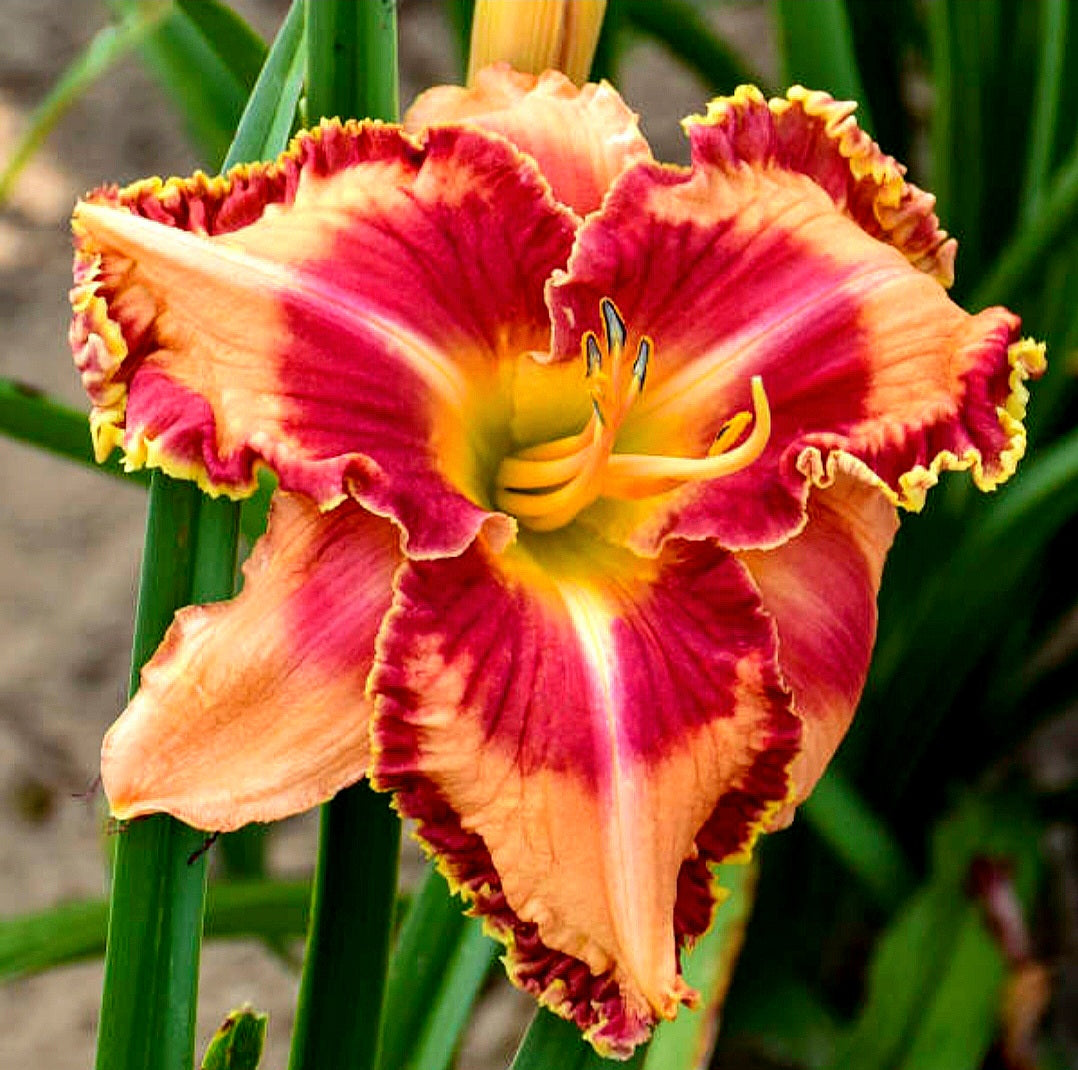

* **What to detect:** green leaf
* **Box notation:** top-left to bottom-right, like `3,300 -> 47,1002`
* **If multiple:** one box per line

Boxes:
379,870 -> 470,1070
0,4 -> 167,206
622,0 -> 767,95
0,878 -> 310,982
836,791 -> 1042,1070
644,862 -> 756,1070
861,422 -> 1078,797
221,0 -> 307,171
973,145 -> 1078,307
176,0 -> 267,89
512,1010 -> 650,1070
0,378 -> 148,486
801,770 -> 915,912
1019,0 -> 1069,221
775,0 -> 870,126
402,920 -> 498,1070
379,869 -> 498,1070
105,0 -> 265,164
201,1006 -> 268,1070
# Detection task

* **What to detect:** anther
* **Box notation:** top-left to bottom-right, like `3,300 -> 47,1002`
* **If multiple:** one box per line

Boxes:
600,297 -> 626,353
585,333 -> 603,376
632,338 -> 651,388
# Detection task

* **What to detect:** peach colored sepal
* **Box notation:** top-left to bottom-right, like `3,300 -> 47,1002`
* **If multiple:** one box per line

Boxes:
102,495 -> 399,831
371,533 -> 798,1055
739,459 -> 899,823
406,64 -> 651,216
467,1 -> 607,86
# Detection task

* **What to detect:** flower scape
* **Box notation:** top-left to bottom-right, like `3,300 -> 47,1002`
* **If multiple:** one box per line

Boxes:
69,67 -> 1043,1057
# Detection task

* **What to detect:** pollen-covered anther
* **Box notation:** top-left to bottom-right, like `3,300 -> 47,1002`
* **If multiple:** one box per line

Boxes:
495,299 -> 771,530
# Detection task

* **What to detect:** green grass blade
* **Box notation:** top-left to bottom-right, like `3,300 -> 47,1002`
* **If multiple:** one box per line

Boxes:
1019,0 -> 1069,221
0,4 -> 167,205
0,879 -> 311,981
222,0 -> 307,171
644,863 -> 756,1070
287,785 -> 400,1070
105,0 -> 263,164
623,0 -> 766,94
305,0 -> 399,123
800,771 -> 915,913
775,0 -> 870,125
512,1009 -> 650,1069
175,0 -> 267,89
0,378 -> 148,486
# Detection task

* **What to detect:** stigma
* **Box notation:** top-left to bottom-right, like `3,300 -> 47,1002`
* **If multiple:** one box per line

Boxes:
495,300 -> 771,532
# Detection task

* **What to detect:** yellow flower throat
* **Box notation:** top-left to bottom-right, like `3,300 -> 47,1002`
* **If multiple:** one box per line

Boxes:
495,299 -> 772,532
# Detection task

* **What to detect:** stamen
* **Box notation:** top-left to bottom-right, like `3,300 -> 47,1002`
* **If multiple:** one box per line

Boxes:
602,376 -> 770,500
494,301 -> 772,531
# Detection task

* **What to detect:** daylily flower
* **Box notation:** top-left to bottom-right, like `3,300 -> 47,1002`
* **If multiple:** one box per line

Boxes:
69,68 -> 1043,1056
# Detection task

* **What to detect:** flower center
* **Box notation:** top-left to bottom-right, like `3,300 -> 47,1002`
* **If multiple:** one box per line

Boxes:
495,299 -> 771,532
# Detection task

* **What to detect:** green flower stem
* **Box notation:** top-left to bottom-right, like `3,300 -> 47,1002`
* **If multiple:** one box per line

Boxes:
287,784 -> 400,1070
305,0 -> 399,125
0,378 -> 147,486
512,1010 -> 650,1069
287,7 -> 401,1070
96,474 -> 209,1070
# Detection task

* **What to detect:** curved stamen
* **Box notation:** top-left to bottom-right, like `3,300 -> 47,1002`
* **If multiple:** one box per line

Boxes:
494,302 -> 771,531
601,376 -> 770,500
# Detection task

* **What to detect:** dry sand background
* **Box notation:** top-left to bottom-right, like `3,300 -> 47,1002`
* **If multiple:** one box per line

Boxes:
0,2 -> 775,1066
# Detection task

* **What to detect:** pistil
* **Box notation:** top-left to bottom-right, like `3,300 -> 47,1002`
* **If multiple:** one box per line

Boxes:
495,300 -> 771,531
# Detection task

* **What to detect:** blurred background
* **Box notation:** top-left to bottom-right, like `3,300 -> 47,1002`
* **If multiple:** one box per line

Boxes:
0,2 -> 1073,1068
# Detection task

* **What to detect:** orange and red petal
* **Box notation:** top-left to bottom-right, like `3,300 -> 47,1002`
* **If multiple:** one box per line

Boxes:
370,533 -> 798,1055
101,494 -> 399,831
405,64 -> 652,216
739,459 -> 899,824
71,120 -> 579,556
548,92 -> 1044,555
